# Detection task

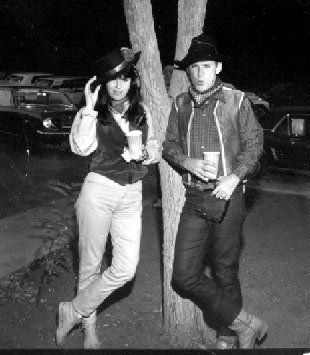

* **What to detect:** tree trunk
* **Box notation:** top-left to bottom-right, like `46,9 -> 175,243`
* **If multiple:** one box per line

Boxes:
170,0 -> 208,97
124,0 -> 215,348
164,0 -> 215,347
123,0 -> 170,140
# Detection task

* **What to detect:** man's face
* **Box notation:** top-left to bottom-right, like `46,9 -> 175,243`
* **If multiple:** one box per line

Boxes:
187,60 -> 222,92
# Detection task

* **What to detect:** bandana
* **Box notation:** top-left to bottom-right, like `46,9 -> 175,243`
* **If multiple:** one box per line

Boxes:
109,98 -> 128,114
189,77 -> 223,107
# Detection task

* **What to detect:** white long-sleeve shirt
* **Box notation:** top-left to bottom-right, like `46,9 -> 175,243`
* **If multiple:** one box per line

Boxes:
69,103 -> 161,165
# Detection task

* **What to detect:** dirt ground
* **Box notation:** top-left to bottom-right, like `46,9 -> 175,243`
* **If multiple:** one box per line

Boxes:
0,157 -> 310,350
0,163 -> 172,350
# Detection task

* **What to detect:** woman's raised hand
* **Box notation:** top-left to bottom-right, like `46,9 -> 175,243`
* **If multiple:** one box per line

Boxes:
85,76 -> 101,110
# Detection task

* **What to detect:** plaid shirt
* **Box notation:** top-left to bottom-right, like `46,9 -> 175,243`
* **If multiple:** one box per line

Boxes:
189,90 -> 224,178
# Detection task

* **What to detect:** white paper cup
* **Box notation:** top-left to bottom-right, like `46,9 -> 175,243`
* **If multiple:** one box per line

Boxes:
126,130 -> 143,159
203,151 -> 220,179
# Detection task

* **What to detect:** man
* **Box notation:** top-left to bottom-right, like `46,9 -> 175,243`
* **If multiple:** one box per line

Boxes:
162,33 -> 267,349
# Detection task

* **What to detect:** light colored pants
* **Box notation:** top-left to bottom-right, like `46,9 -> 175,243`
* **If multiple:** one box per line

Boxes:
72,172 -> 142,325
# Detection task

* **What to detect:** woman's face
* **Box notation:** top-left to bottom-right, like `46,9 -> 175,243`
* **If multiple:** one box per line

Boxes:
106,75 -> 131,101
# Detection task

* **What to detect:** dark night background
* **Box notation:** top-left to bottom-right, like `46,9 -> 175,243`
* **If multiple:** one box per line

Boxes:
0,0 -> 309,92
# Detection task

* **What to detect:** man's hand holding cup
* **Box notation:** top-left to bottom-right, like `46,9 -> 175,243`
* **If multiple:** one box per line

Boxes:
203,152 -> 220,180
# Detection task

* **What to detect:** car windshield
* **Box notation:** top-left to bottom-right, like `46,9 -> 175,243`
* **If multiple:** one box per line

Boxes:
34,79 -> 53,88
257,111 -> 280,130
274,115 -> 290,136
13,90 -> 73,107
58,78 -> 88,89
5,74 -> 24,83
272,114 -> 310,138
49,92 -> 73,105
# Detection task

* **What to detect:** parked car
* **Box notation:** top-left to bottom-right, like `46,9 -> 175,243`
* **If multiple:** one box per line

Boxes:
245,91 -> 271,123
266,82 -> 310,107
245,91 -> 270,109
33,75 -> 88,105
0,87 -> 77,153
251,106 -> 310,178
0,72 -> 52,87
33,75 -> 88,89
223,86 -> 270,119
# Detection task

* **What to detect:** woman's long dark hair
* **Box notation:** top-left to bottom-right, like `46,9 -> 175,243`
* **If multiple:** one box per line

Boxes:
95,66 -> 146,127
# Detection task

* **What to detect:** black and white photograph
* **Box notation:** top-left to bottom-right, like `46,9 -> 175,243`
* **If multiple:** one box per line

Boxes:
0,0 -> 310,352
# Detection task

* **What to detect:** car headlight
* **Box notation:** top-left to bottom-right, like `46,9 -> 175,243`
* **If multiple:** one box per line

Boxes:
43,118 -> 55,128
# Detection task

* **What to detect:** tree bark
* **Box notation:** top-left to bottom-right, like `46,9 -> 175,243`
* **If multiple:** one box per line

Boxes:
164,0 -> 215,347
123,0 -> 170,140
170,0 -> 208,97
124,0 -> 215,347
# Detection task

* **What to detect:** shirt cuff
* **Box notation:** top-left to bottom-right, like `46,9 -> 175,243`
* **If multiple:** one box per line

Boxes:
80,107 -> 98,117
232,165 -> 247,181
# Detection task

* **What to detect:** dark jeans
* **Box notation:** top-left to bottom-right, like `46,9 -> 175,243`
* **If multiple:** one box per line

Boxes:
172,185 -> 246,330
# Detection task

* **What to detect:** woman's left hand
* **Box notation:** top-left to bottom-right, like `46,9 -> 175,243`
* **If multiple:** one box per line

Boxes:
133,146 -> 149,162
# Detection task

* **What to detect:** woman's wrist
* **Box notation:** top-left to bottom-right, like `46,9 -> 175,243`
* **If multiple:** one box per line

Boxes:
81,107 -> 98,117
85,105 -> 95,111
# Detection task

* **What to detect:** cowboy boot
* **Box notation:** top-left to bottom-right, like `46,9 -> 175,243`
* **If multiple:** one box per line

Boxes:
229,309 -> 268,349
56,302 -> 81,346
83,322 -> 101,349
215,335 -> 238,349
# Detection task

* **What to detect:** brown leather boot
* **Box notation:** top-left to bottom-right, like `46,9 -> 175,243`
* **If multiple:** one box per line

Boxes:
83,322 -> 101,349
56,302 -> 81,346
229,309 -> 268,349
215,335 -> 237,349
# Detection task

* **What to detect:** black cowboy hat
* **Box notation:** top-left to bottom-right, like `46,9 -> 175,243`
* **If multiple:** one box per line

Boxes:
174,33 -> 221,70
94,47 -> 141,84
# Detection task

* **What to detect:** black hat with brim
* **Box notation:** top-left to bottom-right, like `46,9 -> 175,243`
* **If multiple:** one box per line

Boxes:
174,33 -> 221,70
94,47 -> 141,84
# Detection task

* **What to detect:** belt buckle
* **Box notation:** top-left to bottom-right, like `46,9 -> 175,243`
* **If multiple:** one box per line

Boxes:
194,181 -> 212,191
196,181 -> 214,190
195,182 -> 205,190
184,180 -> 215,190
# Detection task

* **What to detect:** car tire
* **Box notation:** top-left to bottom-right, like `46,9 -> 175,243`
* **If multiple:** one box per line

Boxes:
250,155 -> 268,180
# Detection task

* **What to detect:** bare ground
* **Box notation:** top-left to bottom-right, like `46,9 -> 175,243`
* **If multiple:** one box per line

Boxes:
0,155 -> 310,350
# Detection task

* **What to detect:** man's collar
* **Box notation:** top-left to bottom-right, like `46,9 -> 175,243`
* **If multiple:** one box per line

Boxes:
212,88 -> 225,102
196,88 -> 225,105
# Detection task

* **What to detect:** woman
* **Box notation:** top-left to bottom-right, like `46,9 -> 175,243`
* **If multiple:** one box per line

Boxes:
56,47 -> 161,348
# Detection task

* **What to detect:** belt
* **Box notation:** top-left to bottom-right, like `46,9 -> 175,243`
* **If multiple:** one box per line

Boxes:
184,180 -> 216,191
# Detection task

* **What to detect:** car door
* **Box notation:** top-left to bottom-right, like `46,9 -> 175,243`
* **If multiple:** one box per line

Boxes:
0,111 -> 31,179
0,111 -> 28,153
268,114 -> 293,168
288,115 -> 310,171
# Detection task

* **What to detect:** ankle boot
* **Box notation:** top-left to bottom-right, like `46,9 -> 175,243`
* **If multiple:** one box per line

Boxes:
83,322 -> 101,349
56,302 -> 81,346
229,309 -> 268,349
215,335 -> 237,349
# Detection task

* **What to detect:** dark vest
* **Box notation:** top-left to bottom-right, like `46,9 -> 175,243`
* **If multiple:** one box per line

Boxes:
89,116 -> 148,185
175,88 -> 243,176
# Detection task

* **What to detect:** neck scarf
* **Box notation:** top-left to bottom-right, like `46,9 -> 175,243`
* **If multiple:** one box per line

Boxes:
189,77 -> 223,107
109,97 -> 128,114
